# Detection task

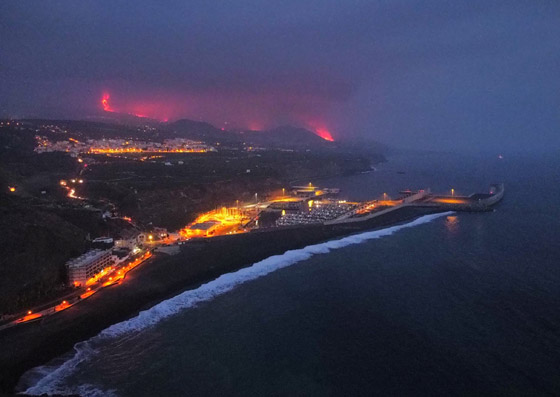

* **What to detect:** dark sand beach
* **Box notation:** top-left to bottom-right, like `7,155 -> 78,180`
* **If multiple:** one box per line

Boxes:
0,206 -> 438,393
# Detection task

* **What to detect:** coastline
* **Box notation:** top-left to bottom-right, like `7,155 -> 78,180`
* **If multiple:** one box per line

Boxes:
0,206 -> 441,394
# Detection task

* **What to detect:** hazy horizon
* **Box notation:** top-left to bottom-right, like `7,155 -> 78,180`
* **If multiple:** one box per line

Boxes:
1,1 -> 559,153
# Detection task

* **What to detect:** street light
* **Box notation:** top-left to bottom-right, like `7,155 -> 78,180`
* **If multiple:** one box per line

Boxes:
451,188 -> 455,196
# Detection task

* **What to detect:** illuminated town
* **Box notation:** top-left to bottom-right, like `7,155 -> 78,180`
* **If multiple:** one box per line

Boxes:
0,183 -> 431,330
0,114 -> 505,335
1,179 -> 507,334
34,136 -> 216,156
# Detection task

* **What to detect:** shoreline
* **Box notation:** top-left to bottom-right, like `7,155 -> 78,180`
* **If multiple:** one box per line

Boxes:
0,206 -> 441,394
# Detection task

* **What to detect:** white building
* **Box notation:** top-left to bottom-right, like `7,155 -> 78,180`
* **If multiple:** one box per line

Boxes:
115,229 -> 144,249
67,249 -> 114,286
92,237 -> 114,244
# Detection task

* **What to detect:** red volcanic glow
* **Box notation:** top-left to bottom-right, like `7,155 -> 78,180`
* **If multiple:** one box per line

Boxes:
315,128 -> 334,142
101,94 -> 113,112
96,91 -> 336,129
248,121 -> 264,131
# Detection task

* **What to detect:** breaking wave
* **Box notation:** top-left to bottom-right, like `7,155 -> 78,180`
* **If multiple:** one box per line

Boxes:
21,211 -> 452,395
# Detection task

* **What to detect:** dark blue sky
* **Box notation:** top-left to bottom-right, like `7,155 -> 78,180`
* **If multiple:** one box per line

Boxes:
1,1 -> 558,152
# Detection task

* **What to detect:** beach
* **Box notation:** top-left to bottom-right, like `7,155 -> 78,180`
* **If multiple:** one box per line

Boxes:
0,206 -> 438,393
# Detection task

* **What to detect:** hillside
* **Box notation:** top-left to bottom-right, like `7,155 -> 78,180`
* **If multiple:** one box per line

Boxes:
240,125 -> 334,148
21,116 -> 387,157
166,118 -> 237,143
0,196 -> 88,314
0,120 -> 384,314
168,119 -> 340,150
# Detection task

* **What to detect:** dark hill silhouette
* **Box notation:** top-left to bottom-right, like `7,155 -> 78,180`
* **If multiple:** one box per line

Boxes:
242,125 -> 333,148
168,120 -> 335,149
166,119 -> 235,143
18,116 -> 386,154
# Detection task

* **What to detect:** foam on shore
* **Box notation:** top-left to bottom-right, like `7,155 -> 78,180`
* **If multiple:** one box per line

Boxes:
21,211 -> 452,395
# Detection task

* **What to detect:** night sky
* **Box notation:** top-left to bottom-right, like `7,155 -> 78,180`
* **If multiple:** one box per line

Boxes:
1,1 -> 558,152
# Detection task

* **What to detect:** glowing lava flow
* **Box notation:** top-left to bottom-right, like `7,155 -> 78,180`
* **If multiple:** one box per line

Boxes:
101,93 -> 114,112
315,128 -> 334,142
100,94 -> 153,119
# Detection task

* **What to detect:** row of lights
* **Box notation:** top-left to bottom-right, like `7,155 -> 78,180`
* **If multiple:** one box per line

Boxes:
25,299 -> 67,316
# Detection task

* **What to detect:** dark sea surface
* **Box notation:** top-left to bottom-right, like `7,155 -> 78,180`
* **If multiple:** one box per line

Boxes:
20,152 -> 560,396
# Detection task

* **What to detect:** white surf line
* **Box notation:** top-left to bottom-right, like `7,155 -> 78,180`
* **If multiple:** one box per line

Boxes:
22,211 -> 453,396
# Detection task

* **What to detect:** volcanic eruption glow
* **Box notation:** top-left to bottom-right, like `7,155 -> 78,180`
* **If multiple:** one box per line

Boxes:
98,92 -> 335,138
101,93 -> 113,112
315,128 -> 334,141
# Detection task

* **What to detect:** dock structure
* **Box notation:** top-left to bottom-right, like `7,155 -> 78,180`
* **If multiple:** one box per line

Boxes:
276,200 -> 360,226
418,183 -> 505,212
274,184 -> 504,228
291,185 -> 340,199
324,189 -> 431,224
176,184 -> 505,238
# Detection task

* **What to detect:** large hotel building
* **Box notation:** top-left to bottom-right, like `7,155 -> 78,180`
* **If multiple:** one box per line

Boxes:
66,249 -> 114,286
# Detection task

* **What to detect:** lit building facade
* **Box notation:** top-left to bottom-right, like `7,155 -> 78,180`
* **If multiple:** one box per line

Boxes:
67,249 -> 114,286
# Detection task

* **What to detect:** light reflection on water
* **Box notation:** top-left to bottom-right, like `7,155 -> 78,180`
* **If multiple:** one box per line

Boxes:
445,215 -> 459,233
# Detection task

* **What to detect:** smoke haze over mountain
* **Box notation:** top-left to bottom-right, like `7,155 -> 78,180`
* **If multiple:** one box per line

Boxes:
1,1 -> 558,152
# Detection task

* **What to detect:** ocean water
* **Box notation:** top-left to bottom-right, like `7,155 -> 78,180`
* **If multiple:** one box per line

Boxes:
19,152 -> 560,396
